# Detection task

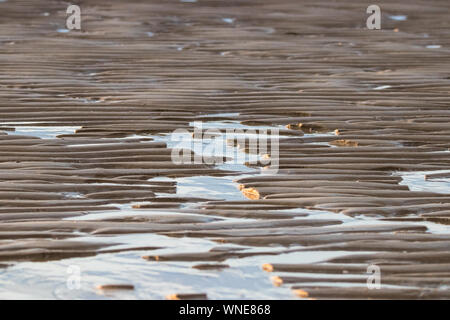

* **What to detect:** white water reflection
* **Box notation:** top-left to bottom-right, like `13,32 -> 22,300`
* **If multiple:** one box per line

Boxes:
373,85 -> 392,90
0,231 -> 355,299
150,120 -> 281,173
155,175 -> 249,201
222,18 -> 235,24
397,169 -> 450,194
2,125 -> 80,139
388,15 -> 407,21
200,113 -> 240,118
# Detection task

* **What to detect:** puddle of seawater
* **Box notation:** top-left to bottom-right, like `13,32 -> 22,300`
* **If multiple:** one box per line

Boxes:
152,175 -> 249,201
373,85 -> 392,90
222,18 -> 235,24
61,192 -> 85,199
5,115 -> 446,298
195,120 -> 277,131
418,221 -> 450,234
396,170 -> 450,194
0,229 -> 358,300
0,251 -> 294,299
56,94 -> 104,104
149,120 -> 281,173
388,15 -> 407,21
387,170 -> 450,233
67,136 -> 155,147
2,125 -> 81,139
200,112 -> 240,118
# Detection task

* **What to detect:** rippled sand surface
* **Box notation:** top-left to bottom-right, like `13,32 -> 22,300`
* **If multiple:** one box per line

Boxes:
0,0 -> 449,299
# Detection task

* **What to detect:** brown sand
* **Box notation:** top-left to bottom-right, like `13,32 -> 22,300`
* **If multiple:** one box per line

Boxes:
0,0 -> 449,299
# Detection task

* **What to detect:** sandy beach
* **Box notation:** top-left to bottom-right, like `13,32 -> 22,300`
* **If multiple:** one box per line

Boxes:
0,0 -> 449,299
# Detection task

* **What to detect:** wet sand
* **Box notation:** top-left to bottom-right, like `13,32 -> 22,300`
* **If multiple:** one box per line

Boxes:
0,0 -> 449,299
